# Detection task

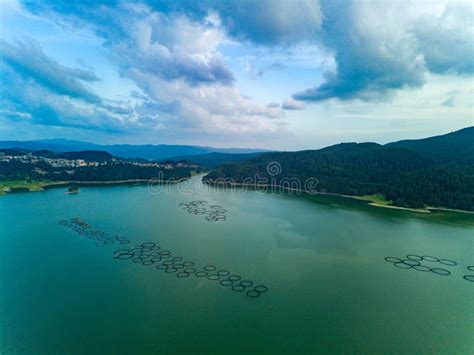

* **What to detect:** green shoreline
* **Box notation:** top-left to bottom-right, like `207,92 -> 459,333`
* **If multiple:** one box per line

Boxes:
2,178 -> 473,223
0,178 -> 187,195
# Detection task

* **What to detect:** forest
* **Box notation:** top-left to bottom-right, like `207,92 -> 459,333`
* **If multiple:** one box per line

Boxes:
205,127 -> 474,211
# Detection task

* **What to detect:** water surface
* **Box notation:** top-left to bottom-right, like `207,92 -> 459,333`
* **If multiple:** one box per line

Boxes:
1,177 -> 473,354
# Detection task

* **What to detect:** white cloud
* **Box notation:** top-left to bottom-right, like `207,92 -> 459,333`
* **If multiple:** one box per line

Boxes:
110,4 -> 234,86
1,2 -> 286,142
126,68 -> 282,135
101,4 -> 285,136
414,2 -> 474,75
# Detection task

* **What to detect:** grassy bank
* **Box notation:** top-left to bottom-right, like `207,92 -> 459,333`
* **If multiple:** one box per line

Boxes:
353,194 -> 430,213
354,193 -> 392,206
0,180 -> 59,194
0,178 -> 188,195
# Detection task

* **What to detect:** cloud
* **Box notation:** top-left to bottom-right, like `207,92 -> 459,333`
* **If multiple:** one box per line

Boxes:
441,89 -> 462,107
282,98 -> 305,110
0,39 -> 101,103
13,0 -> 473,144
441,96 -> 455,107
0,40 -> 163,132
126,68 -> 282,135
6,2 -> 284,138
23,0 -> 473,108
0,60 -> 123,131
22,0 -> 323,46
101,4 -> 284,135
292,0 -> 474,103
244,61 -> 284,78
414,3 -> 474,75
440,90 -> 459,108
21,1 -> 235,86
107,5 -> 234,86
209,0 -> 322,45
293,0 -> 427,102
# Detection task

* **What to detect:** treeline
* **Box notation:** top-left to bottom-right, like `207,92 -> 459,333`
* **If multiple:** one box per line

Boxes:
0,160 -> 191,182
70,163 -> 191,181
205,142 -> 474,211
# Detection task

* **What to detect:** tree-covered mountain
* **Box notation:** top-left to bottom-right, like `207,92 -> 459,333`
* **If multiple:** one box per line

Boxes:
386,126 -> 474,163
205,127 -> 474,211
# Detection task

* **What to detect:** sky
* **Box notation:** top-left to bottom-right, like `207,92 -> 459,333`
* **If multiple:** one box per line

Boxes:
0,0 -> 473,150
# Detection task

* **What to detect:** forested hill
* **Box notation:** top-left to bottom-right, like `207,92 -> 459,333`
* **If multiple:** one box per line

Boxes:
204,128 -> 474,211
386,126 -> 474,163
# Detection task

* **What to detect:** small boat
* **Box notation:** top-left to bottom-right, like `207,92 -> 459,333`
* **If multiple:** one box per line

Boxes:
67,186 -> 79,194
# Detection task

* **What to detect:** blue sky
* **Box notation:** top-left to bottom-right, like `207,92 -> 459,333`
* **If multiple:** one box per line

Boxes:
0,0 -> 472,149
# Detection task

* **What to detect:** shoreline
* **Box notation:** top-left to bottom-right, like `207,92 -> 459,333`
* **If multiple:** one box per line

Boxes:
2,177 -> 472,215
1,178 -> 188,194
203,179 -> 474,215
44,178 -> 187,187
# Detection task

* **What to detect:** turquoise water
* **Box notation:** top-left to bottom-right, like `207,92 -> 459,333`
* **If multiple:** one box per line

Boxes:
1,177 -> 473,354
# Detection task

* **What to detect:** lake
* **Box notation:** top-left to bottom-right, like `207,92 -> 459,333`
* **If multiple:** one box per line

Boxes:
1,176 -> 473,354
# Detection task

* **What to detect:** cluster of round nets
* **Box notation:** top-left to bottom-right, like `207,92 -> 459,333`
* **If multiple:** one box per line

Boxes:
464,266 -> 474,282
59,218 -> 130,246
179,201 -> 227,223
113,242 -> 268,298
385,254 -> 455,275
384,254 -> 474,282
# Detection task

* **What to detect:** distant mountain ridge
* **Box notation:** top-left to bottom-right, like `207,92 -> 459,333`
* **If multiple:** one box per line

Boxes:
0,139 -> 269,161
166,152 -> 263,168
